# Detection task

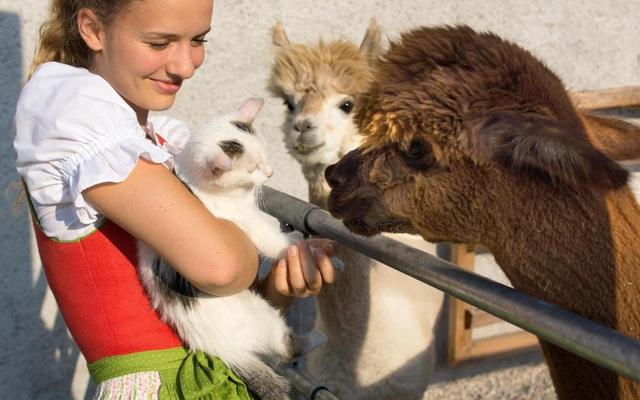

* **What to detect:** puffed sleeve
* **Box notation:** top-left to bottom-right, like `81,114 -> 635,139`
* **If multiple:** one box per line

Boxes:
14,63 -> 173,233
148,115 -> 191,157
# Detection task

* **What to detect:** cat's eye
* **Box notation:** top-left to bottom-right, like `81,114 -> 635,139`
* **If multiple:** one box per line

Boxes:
283,99 -> 295,113
339,100 -> 354,114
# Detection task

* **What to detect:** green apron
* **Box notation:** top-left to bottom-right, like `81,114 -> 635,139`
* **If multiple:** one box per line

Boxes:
88,347 -> 254,399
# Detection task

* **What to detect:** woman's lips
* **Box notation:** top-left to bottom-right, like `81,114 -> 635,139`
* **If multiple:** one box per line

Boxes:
151,79 -> 182,94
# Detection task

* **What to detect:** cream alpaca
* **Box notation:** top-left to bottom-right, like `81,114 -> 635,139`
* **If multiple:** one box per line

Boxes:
268,21 -> 444,399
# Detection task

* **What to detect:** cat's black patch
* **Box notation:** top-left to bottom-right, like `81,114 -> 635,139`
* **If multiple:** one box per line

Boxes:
219,140 -> 245,156
151,255 -> 198,309
232,121 -> 256,135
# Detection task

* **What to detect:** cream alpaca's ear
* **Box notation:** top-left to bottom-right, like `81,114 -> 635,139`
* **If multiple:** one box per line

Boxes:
360,18 -> 383,61
236,98 -> 264,124
272,22 -> 290,47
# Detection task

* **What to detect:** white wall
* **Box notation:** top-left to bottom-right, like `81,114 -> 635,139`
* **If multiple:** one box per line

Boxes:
0,1 -> 638,398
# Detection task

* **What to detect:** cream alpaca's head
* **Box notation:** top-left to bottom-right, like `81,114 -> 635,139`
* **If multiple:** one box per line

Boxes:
267,20 -> 382,167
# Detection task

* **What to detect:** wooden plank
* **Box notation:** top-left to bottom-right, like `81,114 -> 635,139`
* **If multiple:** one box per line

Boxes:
448,243 -> 541,365
569,86 -> 640,110
465,307 -> 506,329
447,244 -> 477,364
458,331 -> 540,362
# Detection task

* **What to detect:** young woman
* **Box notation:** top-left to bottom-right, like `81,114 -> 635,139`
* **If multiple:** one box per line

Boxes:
13,0 -> 336,398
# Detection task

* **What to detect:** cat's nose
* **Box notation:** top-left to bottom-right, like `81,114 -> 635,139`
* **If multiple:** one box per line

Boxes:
293,119 -> 314,134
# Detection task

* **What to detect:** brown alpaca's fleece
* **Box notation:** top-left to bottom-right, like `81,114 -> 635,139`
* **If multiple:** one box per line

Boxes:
325,25 -> 640,400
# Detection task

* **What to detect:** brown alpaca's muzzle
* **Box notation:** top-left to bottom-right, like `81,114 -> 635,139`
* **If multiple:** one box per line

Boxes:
325,148 -> 389,236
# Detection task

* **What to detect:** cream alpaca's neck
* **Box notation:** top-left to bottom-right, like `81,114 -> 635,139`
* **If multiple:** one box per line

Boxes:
302,163 -> 330,209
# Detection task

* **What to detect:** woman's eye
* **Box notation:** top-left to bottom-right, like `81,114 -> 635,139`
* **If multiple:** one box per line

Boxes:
192,37 -> 208,47
283,99 -> 295,112
148,42 -> 169,50
338,100 -> 354,113
405,139 -> 426,158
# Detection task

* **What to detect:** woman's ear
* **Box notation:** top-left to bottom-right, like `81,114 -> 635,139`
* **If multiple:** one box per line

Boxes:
77,8 -> 105,52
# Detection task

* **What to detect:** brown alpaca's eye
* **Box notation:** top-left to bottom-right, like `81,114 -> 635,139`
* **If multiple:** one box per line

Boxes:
405,140 -> 426,158
338,100 -> 354,113
283,99 -> 295,112
402,140 -> 436,170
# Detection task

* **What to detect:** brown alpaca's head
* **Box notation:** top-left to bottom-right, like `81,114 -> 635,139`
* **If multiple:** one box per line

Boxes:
325,25 -> 633,243
267,20 -> 382,167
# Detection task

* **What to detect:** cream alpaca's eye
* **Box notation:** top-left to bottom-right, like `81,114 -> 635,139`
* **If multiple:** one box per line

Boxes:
283,99 -> 295,112
339,100 -> 354,113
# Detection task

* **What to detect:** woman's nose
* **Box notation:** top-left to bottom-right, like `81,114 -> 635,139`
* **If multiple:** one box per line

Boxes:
167,44 -> 197,79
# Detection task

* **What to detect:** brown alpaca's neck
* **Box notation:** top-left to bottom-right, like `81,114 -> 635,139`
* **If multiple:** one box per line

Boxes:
485,183 -> 640,399
486,184 -> 640,329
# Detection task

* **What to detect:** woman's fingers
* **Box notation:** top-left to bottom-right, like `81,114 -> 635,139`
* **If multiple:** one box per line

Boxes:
274,259 -> 293,295
272,239 -> 341,298
286,245 -> 306,295
297,241 -> 322,294
312,247 -> 336,284
306,239 -> 335,257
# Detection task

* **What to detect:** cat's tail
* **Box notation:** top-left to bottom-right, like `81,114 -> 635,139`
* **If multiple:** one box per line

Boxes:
233,356 -> 291,400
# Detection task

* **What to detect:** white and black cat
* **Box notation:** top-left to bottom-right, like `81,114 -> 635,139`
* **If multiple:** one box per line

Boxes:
137,98 -> 297,400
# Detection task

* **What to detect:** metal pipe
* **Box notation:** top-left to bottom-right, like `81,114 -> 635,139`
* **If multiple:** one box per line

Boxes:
261,186 -> 640,381
276,364 -> 339,400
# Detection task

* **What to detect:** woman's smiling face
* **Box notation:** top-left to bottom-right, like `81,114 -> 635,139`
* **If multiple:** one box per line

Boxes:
87,0 -> 213,124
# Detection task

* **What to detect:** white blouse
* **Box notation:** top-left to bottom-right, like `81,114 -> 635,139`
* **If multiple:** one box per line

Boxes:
14,62 -> 191,241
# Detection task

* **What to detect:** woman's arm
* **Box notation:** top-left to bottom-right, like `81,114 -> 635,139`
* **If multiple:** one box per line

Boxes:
83,158 -> 259,296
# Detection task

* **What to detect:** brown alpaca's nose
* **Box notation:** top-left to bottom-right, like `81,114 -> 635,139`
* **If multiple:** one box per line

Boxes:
325,163 -> 341,188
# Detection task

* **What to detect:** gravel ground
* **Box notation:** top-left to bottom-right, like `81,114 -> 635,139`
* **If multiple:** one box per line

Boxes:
423,350 -> 556,400
290,298 -> 557,400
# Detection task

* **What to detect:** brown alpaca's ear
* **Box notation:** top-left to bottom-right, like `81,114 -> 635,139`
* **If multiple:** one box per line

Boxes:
579,112 -> 640,161
272,22 -> 290,47
470,111 -> 629,189
359,19 -> 383,63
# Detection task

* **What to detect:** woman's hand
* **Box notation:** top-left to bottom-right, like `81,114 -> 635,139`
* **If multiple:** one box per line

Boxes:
259,239 -> 339,310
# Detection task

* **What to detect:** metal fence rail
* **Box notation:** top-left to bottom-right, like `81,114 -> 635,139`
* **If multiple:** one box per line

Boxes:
261,186 -> 640,382
276,364 -> 339,400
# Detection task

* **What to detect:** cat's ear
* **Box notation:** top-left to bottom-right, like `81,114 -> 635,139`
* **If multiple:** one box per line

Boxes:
209,151 -> 233,174
236,98 -> 264,124
272,22 -> 290,47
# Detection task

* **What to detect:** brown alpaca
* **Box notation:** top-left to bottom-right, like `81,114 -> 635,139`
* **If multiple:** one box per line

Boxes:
268,21 -> 444,399
325,25 -> 640,400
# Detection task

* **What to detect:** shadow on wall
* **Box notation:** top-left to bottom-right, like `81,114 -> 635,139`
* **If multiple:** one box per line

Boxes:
0,12 -> 94,400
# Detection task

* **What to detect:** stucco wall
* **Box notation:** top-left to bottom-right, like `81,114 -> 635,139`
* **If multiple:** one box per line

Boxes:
0,1 -> 638,398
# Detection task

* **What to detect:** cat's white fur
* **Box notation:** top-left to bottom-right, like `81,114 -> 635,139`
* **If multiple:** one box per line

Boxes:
137,98 -> 292,400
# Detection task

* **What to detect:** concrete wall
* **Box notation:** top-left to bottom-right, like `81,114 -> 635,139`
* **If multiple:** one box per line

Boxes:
0,0 -> 638,398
